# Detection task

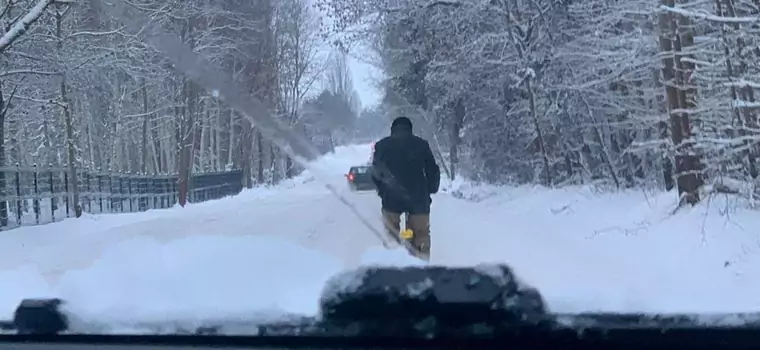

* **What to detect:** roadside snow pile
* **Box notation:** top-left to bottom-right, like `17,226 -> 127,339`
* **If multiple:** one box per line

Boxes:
438,177 -> 506,202
434,183 -> 760,313
56,235 -> 343,327
0,144 -> 381,324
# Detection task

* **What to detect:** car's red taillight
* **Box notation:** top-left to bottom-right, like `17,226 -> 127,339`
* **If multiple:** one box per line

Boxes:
348,173 -> 355,181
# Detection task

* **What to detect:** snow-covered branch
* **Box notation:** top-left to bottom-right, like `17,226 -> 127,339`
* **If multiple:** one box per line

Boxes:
0,69 -> 60,77
659,5 -> 760,23
0,0 -> 55,53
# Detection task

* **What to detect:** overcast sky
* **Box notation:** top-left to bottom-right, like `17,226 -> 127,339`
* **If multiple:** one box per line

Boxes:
309,0 -> 382,109
346,47 -> 382,109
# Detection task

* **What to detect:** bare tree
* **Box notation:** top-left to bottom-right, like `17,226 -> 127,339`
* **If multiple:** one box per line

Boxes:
275,0 -> 324,177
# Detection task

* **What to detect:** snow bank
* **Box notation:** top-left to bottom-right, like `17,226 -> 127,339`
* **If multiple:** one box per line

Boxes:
433,185 -> 760,313
55,235 -> 343,329
0,266 -> 56,320
0,144 -> 382,327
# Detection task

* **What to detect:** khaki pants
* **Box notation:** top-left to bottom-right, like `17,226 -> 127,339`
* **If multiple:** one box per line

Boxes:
382,209 -> 431,255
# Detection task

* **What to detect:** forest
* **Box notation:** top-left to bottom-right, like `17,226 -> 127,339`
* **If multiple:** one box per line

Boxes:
1,0 -> 759,213
0,0 -> 363,212
324,0 -> 760,206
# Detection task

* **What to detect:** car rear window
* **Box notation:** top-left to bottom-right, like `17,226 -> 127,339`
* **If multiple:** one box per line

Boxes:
352,167 -> 370,174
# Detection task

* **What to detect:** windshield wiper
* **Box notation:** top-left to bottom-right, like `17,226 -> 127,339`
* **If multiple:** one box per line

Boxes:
2,264 -> 760,350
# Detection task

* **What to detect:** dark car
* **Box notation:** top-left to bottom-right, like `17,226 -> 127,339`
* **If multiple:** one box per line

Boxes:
345,165 -> 375,191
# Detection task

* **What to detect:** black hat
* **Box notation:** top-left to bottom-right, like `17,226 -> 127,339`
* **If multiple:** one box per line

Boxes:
391,116 -> 413,130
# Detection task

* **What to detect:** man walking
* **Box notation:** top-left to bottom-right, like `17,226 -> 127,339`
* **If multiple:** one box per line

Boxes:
371,116 -> 440,259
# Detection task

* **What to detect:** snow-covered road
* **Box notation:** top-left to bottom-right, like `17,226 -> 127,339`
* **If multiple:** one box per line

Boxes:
2,143 -> 760,331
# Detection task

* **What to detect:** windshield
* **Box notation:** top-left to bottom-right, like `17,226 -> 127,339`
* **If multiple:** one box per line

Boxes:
0,0 -> 756,337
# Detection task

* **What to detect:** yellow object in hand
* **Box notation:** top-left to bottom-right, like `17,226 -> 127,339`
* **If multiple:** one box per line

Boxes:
400,228 -> 414,239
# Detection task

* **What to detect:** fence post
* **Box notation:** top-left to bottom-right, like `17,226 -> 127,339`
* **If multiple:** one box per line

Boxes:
84,170 -> 91,213
97,168 -> 103,213
14,163 -> 21,226
137,173 -> 142,211
148,172 -> 159,209
172,176 -> 177,206
164,176 -> 171,208
63,169 -> 70,217
140,173 -> 147,211
140,172 -> 146,211
108,170 -> 114,212
0,165 -> 7,228
49,165 -> 56,222
117,175 -> 123,212
135,172 -> 140,211
159,176 -> 164,209
32,164 -> 39,225
127,172 -> 133,212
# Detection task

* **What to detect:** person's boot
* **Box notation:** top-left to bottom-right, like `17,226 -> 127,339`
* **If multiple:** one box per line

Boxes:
415,242 -> 430,261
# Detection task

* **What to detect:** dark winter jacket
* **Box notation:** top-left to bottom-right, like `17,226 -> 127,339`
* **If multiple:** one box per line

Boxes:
371,118 -> 440,214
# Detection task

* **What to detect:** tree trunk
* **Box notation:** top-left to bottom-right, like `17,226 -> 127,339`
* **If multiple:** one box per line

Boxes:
659,0 -> 703,205
56,5 -> 81,217
448,97 -> 465,180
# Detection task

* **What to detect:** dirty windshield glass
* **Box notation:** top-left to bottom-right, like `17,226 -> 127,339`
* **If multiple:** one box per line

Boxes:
0,0 -> 757,339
